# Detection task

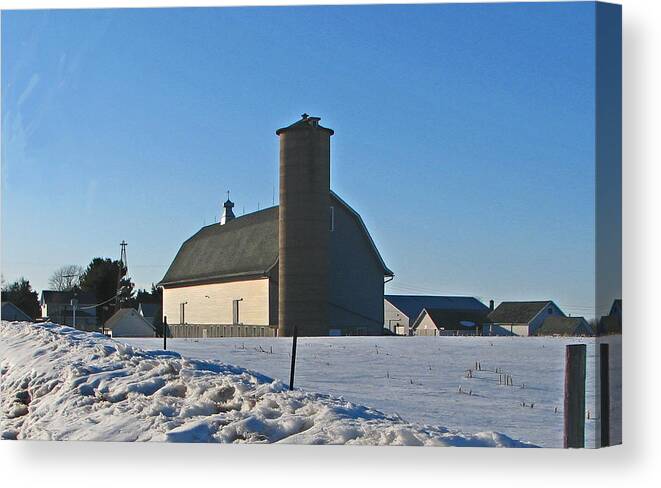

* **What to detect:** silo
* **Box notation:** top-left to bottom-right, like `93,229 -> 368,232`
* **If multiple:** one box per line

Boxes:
276,114 -> 334,337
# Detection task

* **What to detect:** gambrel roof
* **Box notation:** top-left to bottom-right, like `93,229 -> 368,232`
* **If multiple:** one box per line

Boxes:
159,191 -> 392,287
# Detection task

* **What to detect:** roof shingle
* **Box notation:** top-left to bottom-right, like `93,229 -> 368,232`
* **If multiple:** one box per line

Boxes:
487,301 -> 552,324
385,295 -> 488,321
160,192 -> 392,287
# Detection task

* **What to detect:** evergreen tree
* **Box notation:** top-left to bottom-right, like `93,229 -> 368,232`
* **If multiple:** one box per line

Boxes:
79,258 -> 135,324
1,277 -> 40,320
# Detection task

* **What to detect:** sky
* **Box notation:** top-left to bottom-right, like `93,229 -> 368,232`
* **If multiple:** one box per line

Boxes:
2,3 -> 604,317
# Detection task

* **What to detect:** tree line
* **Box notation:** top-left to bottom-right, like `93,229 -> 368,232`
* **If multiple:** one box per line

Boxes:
1,258 -> 163,333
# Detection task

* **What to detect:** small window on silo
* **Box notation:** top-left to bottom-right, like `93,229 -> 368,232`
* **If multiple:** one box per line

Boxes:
330,206 -> 335,232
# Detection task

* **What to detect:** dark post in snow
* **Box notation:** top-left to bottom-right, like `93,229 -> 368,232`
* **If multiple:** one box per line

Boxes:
600,343 -> 610,447
289,326 -> 298,391
163,316 -> 168,351
564,344 -> 586,448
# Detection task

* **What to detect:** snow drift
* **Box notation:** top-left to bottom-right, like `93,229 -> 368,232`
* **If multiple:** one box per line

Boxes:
0,321 -> 533,446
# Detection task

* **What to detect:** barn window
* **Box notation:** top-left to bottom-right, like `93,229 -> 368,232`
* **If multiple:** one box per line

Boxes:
233,299 -> 243,324
179,302 -> 186,324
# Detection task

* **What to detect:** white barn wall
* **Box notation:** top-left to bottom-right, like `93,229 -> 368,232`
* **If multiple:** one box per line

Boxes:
384,300 -> 409,335
528,302 -> 565,335
414,312 -> 438,336
163,278 -> 270,325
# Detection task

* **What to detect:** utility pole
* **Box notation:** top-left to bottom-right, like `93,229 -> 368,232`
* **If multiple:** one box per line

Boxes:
116,240 -> 128,313
63,272 -> 79,328
70,298 -> 78,329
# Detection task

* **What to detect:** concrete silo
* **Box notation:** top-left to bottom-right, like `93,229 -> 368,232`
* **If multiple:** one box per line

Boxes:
276,114 -> 334,336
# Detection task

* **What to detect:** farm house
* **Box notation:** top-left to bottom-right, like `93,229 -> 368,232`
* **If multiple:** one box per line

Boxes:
485,301 -> 565,336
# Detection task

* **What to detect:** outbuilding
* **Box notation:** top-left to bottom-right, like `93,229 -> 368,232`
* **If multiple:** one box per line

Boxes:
533,316 -> 593,337
384,295 -> 489,336
411,308 -> 491,336
104,308 -> 156,338
486,301 -> 565,336
1,302 -> 32,322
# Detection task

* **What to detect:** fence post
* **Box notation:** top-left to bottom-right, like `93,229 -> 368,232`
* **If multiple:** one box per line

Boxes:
163,316 -> 168,350
600,343 -> 610,447
289,326 -> 298,391
564,344 -> 586,448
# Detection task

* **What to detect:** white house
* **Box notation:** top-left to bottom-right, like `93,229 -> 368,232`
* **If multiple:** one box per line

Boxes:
384,295 -> 490,336
486,301 -> 565,336
40,290 -> 97,330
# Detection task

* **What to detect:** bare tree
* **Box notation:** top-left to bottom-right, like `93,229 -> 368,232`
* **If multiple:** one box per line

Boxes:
48,265 -> 84,291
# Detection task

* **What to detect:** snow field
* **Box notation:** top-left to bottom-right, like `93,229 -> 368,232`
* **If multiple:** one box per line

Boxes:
124,334 -> 622,447
0,321 -> 533,447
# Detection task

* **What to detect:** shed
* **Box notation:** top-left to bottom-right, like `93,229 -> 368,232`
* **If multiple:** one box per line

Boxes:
412,308 -> 490,336
1,302 -> 32,322
105,308 -> 156,338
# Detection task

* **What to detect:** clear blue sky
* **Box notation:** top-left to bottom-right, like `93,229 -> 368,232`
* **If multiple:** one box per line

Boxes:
2,3 -> 600,317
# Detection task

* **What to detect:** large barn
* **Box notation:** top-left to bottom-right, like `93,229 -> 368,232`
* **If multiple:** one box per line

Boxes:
159,115 -> 393,337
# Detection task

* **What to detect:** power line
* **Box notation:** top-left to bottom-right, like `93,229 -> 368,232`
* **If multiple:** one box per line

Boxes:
78,293 -> 120,310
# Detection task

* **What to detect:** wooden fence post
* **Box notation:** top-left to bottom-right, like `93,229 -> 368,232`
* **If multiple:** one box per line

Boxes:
564,344 -> 586,448
600,343 -> 610,447
163,316 -> 168,350
289,326 -> 298,391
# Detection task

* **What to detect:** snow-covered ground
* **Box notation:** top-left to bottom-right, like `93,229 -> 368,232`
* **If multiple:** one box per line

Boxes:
123,333 -> 622,448
0,321 -> 533,446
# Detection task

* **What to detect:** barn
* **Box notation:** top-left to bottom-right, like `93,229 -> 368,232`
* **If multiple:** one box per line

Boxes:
159,115 -> 393,337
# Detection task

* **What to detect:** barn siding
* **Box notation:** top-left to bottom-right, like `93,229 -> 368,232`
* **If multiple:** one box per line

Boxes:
329,202 -> 385,335
163,278 -> 270,325
384,300 -> 409,335
528,302 -> 564,335
415,313 -> 438,336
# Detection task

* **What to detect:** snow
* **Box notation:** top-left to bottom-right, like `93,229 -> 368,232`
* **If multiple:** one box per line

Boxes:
0,321 -> 534,447
123,334 -> 622,448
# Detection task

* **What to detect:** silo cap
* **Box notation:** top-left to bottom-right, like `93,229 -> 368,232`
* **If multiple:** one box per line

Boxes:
276,114 -> 334,136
